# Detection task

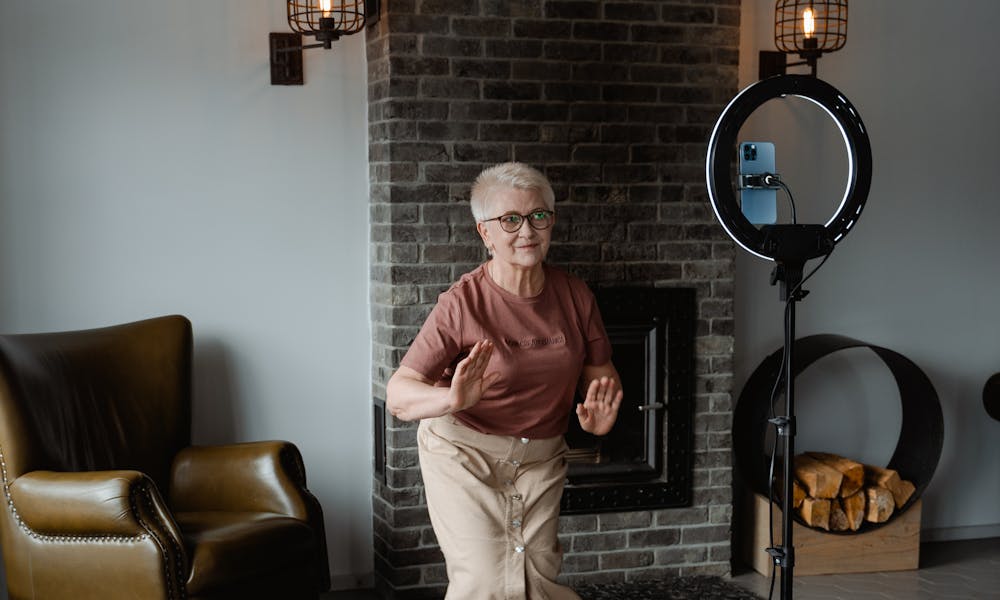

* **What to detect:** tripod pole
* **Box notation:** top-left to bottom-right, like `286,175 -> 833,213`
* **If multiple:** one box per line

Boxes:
780,294 -> 796,599
768,260 -> 805,600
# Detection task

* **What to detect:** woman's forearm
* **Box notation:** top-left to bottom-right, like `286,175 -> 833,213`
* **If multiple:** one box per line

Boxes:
386,367 -> 456,421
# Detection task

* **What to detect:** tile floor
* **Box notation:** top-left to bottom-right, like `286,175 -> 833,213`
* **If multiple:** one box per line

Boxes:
730,537 -> 1000,600
323,537 -> 1000,599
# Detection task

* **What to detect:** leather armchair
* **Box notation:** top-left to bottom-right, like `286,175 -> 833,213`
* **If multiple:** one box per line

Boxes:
0,315 -> 330,599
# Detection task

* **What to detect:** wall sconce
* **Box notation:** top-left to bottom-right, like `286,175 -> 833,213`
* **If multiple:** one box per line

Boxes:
270,0 -> 379,85
759,1 -> 847,80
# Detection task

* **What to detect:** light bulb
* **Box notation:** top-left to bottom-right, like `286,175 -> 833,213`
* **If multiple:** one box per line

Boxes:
803,8 -> 816,38
319,0 -> 333,17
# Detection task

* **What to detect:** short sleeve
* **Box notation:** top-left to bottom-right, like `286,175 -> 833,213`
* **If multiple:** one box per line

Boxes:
399,291 -> 464,381
580,285 -> 613,366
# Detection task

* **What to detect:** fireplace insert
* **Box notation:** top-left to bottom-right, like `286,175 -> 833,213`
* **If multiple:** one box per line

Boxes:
562,286 -> 696,514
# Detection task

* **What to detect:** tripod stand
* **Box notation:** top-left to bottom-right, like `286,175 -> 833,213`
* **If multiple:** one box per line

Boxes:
766,259 -> 808,600
703,73 -> 873,600
764,244 -> 834,600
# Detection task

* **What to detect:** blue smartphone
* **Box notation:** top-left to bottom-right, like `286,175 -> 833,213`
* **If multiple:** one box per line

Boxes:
739,141 -> 778,225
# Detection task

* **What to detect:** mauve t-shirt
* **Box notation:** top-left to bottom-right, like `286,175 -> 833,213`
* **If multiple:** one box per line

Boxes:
400,262 -> 612,438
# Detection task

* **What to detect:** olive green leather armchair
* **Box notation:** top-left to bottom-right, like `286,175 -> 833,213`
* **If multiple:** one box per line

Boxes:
0,315 -> 330,599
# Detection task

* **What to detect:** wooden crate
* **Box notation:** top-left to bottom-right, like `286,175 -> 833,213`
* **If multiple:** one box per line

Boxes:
745,492 -> 921,576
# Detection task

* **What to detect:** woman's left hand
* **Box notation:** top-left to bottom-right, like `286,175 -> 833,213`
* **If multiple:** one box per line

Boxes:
576,376 -> 623,436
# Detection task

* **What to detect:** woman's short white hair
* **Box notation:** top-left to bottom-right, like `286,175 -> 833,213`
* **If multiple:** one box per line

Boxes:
470,162 -> 555,222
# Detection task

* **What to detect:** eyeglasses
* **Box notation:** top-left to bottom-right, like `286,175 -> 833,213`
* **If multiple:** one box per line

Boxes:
480,209 -> 555,233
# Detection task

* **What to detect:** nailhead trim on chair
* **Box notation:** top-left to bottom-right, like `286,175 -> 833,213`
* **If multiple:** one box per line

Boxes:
0,445 -> 148,544
0,444 -> 186,599
132,480 -> 187,600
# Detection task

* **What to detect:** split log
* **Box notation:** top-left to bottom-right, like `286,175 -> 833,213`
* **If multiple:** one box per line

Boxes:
865,486 -> 895,523
793,480 -> 806,509
892,480 -> 916,509
842,490 -> 866,531
799,497 -> 831,531
865,465 -> 916,509
794,454 -> 844,499
829,500 -> 850,532
806,452 -> 865,497
771,476 -> 807,510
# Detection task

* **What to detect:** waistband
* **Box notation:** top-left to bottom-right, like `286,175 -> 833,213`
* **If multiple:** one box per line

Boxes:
420,415 -> 567,465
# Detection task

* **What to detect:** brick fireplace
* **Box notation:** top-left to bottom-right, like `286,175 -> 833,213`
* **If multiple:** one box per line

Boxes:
366,1 -> 739,597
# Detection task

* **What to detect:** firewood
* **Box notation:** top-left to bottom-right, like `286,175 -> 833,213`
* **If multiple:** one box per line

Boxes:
892,480 -> 916,509
829,500 -> 850,531
842,490 -> 866,531
865,486 -> 895,523
793,480 -> 806,509
794,454 -> 844,499
799,497 -> 831,530
771,475 -> 807,510
806,452 -> 865,497
865,465 -> 916,509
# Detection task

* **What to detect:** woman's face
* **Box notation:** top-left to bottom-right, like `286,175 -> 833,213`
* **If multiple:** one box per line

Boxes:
476,187 -> 554,270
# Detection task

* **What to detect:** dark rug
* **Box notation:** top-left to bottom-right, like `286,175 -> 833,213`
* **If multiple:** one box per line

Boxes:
576,575 -> 763,600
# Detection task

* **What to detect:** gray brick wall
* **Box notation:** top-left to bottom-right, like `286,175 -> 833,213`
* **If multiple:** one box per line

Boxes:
367,1 -> 739,597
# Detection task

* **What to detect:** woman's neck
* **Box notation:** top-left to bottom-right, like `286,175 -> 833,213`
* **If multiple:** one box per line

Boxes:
488,260 -> 545,297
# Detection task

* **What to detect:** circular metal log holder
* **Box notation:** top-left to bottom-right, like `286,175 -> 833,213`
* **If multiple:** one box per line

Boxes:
734,334 -> 944,532
984,372 -> 1000,421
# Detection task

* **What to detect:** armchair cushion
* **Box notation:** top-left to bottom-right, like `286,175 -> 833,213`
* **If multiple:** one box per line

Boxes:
176,511 -> 317,595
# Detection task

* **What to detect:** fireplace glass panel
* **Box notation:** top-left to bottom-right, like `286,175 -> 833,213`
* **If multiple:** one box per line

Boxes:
561,287 -> 695,514
565,323 -> 661,481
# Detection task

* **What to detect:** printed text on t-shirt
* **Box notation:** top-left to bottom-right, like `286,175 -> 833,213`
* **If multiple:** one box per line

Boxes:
503,335 -> 566,349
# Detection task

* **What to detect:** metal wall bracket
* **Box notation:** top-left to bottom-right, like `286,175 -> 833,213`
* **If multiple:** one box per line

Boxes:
270,32 -> 304,86
759,50 -> 787,79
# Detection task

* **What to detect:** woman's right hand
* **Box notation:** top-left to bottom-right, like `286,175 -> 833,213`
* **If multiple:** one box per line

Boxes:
386,340 -> 499,421
447,339 -> 499,412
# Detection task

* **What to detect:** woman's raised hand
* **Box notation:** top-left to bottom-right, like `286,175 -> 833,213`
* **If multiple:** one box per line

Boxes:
448,339 -> 499,413
576,376 -> 623,436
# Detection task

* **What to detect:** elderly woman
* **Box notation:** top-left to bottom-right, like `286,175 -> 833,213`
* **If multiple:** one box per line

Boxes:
386,162 -> 623,599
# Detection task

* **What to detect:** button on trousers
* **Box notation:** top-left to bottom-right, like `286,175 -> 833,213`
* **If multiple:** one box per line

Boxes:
418,416 -> 580,600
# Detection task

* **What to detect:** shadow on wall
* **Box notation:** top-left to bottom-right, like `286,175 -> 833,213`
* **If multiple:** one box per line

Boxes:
191,337 -> 241,444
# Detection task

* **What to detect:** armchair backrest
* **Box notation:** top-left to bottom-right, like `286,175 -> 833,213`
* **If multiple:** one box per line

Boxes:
0,315 -> 193,494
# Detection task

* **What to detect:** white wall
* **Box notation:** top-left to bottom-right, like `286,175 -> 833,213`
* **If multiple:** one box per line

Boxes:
0,0 -> 373,590
738,0 -> 1000,539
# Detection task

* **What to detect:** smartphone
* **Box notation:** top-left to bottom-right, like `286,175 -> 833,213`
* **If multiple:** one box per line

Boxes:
739,141 -> 778,225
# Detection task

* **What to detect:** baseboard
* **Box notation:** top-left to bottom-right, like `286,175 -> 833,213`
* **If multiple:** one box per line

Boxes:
922,523 -> 1000,542
329,571 -> 374,592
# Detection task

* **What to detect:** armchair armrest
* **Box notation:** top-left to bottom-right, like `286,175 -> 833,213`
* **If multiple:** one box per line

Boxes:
10,470 -> 184,543
169,440 -> 316,520
8,469 -> 189,594
170,441 -> 331,593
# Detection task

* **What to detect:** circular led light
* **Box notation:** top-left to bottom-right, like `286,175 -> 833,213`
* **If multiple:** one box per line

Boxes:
705,75 -> 872,261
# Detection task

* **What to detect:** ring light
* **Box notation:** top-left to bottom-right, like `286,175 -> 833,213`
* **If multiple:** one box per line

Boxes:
707,75 -> 874,600
705,75 -> 872,262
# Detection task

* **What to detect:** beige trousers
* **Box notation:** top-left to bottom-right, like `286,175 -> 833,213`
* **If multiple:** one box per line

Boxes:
418,416 -> 581,600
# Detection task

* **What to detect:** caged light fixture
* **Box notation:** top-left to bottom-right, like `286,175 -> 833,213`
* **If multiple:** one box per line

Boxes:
270,0 -> 379,85
759,1 -> 848,79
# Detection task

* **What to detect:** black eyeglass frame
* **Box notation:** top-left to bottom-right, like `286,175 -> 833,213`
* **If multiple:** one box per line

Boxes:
479,209 -> 556,233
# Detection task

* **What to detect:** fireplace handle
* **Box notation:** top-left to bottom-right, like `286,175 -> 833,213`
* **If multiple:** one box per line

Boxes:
637,403 -> 664,412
